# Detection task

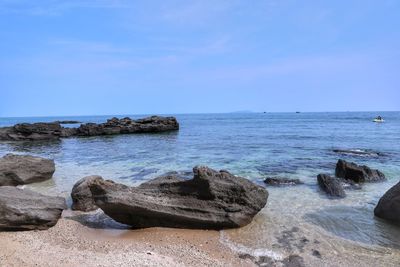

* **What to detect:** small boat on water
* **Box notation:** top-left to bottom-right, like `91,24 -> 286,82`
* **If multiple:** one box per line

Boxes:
373,116 -> 384,123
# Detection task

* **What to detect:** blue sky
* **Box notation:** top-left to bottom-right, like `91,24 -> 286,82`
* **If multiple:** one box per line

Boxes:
0,0 -> 399,116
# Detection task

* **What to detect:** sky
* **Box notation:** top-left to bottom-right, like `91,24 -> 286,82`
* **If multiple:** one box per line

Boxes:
0,0 -> 399,117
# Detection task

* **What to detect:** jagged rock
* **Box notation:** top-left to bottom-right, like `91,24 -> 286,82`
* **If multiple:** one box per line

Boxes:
0,154 -> 55,186
374,181 -> 400,223
317,174 -> 346,198
0,116 -> 179,141
71,175 -> 101,212
0,122 -> 62,141
264,177 -> 303,186
88,166 -> 268,229
0,186 -> 66,231
335,159 -> 386,182
76,116 -> 179,136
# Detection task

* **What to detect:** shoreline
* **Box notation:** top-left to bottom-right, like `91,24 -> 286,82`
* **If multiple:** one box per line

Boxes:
1,208 -> 400,267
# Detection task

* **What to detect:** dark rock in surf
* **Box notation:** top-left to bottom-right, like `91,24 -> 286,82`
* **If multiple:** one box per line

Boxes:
335,159 -> 386,183
0,154 -> 55,186
88,166 -> 268,229
374,181 -> 400,223
0,122 -> 63,141
317,174 -> 346,198
76,116 -> 179,136
0,116 -> 179,141
0,186 -> 66,231
264,177 -> 303,186
71,175 -> 102,212
56,120 -> 81,124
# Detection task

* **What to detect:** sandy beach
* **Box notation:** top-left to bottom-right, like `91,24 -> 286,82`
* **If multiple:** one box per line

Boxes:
1,208 -> 400,267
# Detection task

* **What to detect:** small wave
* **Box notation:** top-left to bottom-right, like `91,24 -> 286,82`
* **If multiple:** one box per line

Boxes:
219,231 -> 284,261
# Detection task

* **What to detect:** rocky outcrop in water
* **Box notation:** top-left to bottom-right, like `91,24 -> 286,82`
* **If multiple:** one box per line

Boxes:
0,154 -> 55,186
374,181 -> 400,223
264,177 -> 303,186
88,166 -> 268,229
71,175 -> 101,212
0,116 -> 179,141
317,174 -> 346,198
0,186 -> 66,230
335,159 -> 386,183
332,149 -> 383,157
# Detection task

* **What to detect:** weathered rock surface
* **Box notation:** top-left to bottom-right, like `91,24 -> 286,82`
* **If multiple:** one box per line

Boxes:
374,181 -> 400,223
0,154 -> 55,186
88,166 -> 268,229
317,174 -> 346,198
0,116 -> 179,141
0,186 -> 66,230
335,159 -> 386,183
71,175 -> 101,212
0,122 -> 63,141
264,177 -> 303,186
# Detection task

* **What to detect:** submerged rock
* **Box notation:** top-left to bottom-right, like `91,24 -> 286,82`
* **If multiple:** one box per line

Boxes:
88,166 -> 268,229
71,175 -> 102,212
0,186 -> 66,231
333,149 -> 383,157
0,154 -> 55,186
0,116 -> 179,141
335,159 -> 386,183
317,174 -> 346,198
264,177 -> 303,186
374,181 -> 400,223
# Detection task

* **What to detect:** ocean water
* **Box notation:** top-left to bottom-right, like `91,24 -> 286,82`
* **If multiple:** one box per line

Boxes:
1,112 -> 400,255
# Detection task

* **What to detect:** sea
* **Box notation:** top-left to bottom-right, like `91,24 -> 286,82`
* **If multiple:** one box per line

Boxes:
1,111 -> 399,259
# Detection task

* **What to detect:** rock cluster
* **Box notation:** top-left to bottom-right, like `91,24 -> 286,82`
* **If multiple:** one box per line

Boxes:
317,159 -> 385,198
84,166 -> 268,229
0,154 -> 55,186
0,116 -> 179,141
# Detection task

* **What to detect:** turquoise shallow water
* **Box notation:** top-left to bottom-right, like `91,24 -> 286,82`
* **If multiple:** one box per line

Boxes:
0,112 -> 400,251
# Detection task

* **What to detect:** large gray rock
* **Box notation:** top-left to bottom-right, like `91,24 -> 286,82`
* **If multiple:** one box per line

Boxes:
317,174 -> 346,198
264,177 -> 303,186
0,186 -> 66,230
374,181 -> 400,223
88,166 -> 268,229
0,116 -> 179,141
335,159 -> 386,183
71,175 -> 101,212
0,154 -> 55,186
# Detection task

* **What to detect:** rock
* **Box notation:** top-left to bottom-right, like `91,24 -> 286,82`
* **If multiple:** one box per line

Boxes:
0,186 -> 66,230
335,159 -> 386,182
55,120 -> 81,124
88,166 -> 268,229
374,181 -> 400,223
0,122 -> 61,141
264,177 -> 303,186
76,116 -> 179,136
0,116 -> 179,141
332,149 -> 383,157
317,174 -> 346,198
0,154 -> 55,186
71,176 -> 101,212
